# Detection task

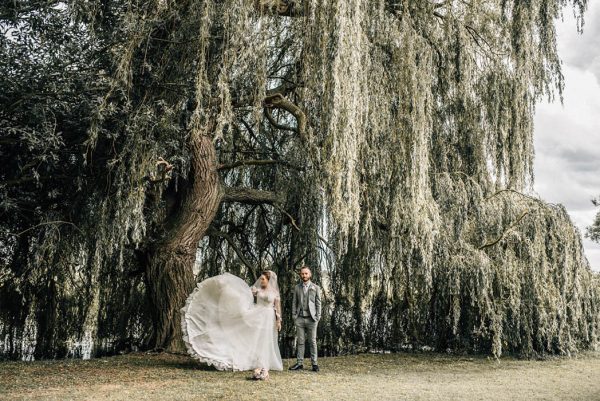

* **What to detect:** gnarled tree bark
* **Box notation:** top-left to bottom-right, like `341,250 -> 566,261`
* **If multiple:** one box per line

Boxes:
145,129 -> 223,352
144,84 -> 305,351
222,187 -> 283,205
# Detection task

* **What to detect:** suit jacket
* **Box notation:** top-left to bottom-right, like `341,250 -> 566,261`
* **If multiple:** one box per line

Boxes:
292,281 -> 321,321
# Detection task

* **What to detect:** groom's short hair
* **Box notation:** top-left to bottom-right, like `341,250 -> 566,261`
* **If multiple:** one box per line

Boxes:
299,265 -> 311,272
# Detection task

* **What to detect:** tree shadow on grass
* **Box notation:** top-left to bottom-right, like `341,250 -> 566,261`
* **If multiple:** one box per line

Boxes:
146,354 -> 219,371
112,351 -> 218,372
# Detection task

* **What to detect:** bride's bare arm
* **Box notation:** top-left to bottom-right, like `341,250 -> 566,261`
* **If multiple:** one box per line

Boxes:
274,296 -> 282,331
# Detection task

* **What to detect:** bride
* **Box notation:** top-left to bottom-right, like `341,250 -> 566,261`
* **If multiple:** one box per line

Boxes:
180,270 -> 283,380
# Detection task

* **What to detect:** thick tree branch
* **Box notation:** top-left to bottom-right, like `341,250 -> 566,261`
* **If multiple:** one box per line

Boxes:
264,108 -> 296,132
227,80 -> 297,109
263,93 -> 307,142
222,187 -> 284,205
217,159 -> 298,171
266,80 -> 298,97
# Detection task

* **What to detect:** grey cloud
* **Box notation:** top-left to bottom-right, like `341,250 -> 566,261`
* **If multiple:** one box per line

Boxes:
557,148 -> 600,173
556,3 -> 600,82
533,6 -> 600,271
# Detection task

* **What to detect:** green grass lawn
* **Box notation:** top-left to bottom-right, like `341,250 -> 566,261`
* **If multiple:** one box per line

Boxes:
1,351 -> 599,400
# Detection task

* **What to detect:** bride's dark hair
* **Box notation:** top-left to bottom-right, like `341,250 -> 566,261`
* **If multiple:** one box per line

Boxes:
261,271 -> 271,281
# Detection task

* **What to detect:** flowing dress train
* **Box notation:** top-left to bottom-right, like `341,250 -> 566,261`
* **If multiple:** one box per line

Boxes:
180,273 -> 283,371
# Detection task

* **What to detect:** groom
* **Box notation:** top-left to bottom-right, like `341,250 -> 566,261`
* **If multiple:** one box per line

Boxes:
289,265 -> 321,372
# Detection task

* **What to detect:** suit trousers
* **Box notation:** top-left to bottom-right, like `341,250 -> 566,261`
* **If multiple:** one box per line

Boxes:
295,316 -> 317,365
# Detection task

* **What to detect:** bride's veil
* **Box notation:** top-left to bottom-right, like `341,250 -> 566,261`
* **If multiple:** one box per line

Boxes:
252,270 -> 280,296
251,270 -> 282,321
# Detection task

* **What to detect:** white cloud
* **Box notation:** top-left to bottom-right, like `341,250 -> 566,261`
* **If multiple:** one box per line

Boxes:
555,4 -> 600,81
534,3 -> 600,272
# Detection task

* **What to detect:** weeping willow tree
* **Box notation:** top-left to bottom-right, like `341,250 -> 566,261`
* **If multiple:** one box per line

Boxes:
1,0 -> 599,360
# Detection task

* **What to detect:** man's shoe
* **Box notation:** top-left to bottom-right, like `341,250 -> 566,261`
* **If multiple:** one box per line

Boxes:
312,365 -> 319,372
289,363 -> 304,371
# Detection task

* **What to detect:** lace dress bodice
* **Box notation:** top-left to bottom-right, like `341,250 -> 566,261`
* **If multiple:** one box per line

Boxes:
255,289 -> 281,321
256,290 -> 276,306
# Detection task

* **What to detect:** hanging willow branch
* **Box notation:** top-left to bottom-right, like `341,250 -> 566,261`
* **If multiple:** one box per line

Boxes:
217,159 -> 298,171
484,189 -> 549,205
222,187 -> 284,205
253,0 -> 304,17
478,210 -> 532,250
206,226 -> 259,280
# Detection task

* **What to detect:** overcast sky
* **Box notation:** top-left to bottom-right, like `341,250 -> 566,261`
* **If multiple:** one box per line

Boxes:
533,2 -> 600,272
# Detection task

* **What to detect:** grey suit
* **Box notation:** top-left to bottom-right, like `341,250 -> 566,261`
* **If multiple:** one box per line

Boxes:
292,281 -> 321,365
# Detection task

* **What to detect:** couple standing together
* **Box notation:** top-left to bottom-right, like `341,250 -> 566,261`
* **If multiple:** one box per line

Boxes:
181,266 -> 321,380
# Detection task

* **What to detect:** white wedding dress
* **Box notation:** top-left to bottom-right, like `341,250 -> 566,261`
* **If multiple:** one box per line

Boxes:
180,272 -> 283,371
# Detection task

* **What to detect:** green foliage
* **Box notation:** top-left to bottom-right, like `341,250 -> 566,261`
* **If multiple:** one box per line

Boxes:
586,197 -> 600,243
0,1 -> 152,359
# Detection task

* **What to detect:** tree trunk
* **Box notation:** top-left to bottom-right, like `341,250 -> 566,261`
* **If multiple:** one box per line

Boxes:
145,130 -> 223,352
